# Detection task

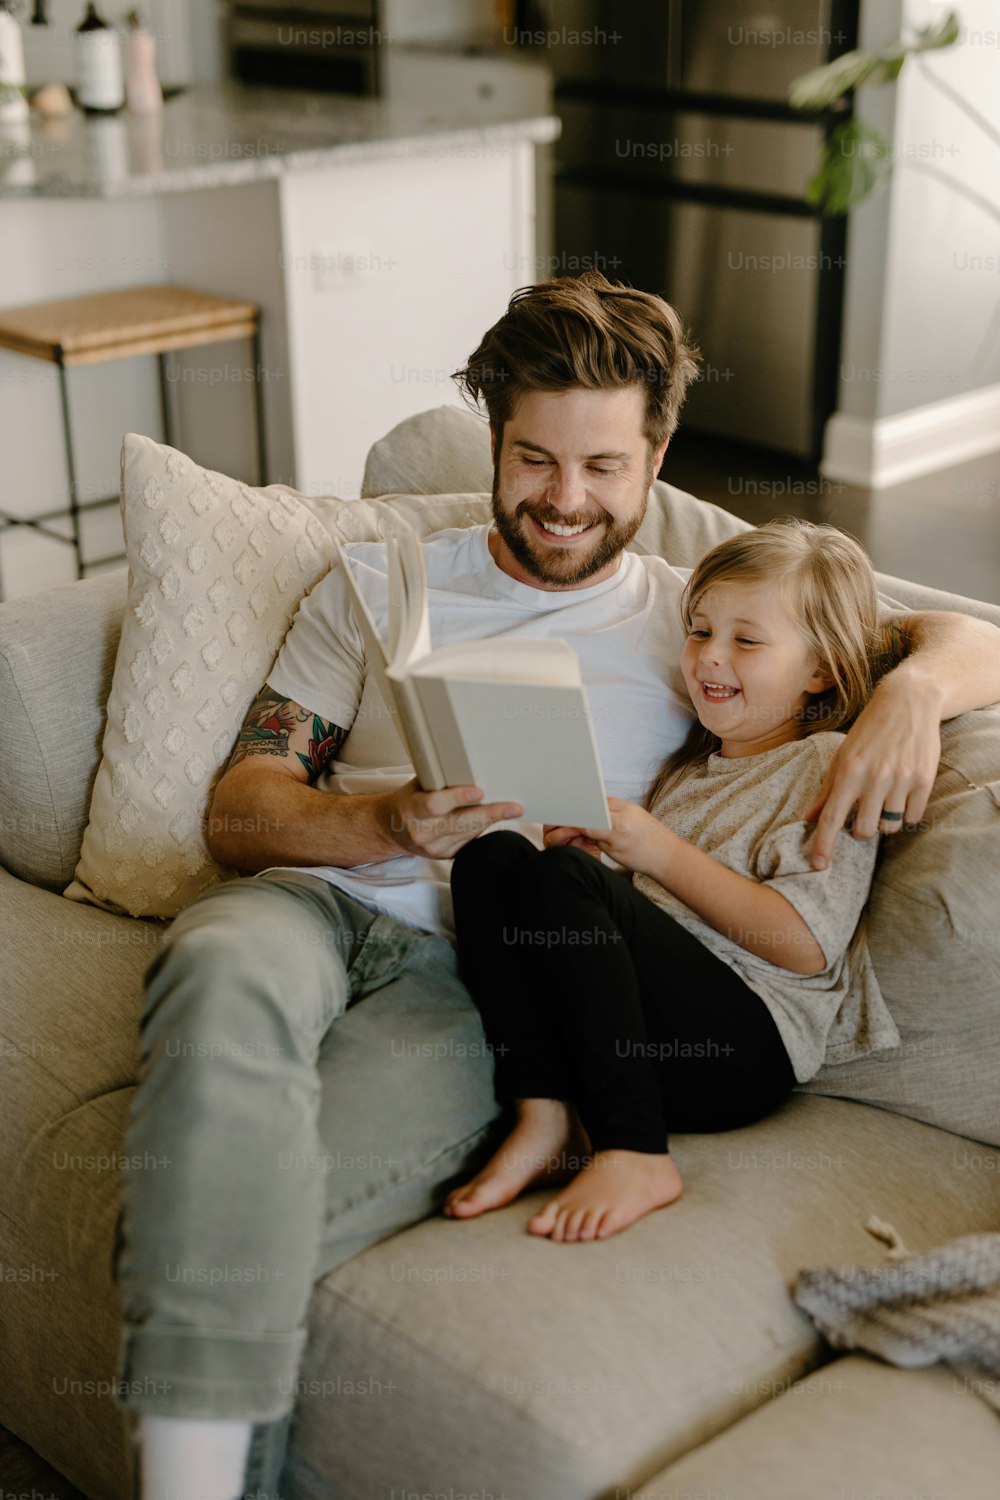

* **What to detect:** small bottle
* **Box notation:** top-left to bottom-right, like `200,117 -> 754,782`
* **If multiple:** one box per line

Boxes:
0,1 -> 30,124
125,8 -> 162,114
75,2 -> 124,115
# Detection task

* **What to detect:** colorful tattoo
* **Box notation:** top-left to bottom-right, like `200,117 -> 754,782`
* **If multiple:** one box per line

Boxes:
226,688 -> 346,780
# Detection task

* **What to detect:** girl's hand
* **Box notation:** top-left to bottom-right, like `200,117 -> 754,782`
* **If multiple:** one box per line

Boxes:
542,823 -> 603,859
578,798 -> 676,877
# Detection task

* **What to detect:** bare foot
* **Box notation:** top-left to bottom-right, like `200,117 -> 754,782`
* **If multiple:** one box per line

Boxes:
527,1150 -> 683,1242
444,1099 -> 591,1219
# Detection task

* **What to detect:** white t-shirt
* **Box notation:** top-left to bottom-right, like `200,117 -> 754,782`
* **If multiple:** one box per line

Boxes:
261,523 -> 694,939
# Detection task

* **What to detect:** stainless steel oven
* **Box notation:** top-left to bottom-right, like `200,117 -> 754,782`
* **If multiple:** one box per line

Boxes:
227,0 -> 381,95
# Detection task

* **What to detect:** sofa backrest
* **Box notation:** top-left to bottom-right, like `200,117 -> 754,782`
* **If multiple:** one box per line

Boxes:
2,404 -> 998,890
363,407 -> 1000,626
1,570 -> 129,890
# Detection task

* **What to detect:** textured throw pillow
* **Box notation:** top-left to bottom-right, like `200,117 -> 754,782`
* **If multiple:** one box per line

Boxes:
64,433 -> 490,919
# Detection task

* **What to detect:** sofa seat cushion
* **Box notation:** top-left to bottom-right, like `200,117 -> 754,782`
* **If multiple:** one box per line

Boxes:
6,863 -> 998,1500
632,1354 -> 1000,1500
283,1095 -> 1000,1500
0,868 -> 168,1500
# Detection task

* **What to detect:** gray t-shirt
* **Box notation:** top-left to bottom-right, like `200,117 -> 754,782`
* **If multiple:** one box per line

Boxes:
633,733 -> 900,1083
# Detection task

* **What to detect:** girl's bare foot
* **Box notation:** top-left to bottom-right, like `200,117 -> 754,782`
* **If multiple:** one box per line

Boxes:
527,1150 -> 683,1242
444,1099 -> 591,1219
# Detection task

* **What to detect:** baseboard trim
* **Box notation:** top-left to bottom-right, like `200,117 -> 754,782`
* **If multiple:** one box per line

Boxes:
820,382 -> 1000,489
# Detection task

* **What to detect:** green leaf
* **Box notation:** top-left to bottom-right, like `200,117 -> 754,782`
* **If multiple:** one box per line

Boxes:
805,119 -> 893,215
790,51 -> 883,111
910,9 -> 961,51
789,7 -> 960,111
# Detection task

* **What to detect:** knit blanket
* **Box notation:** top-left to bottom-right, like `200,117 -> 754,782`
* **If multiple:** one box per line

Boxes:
793,1216 -> 1000,1414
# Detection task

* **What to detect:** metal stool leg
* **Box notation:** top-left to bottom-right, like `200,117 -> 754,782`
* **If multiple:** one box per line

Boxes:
57,357 -> 85,581
157,350 -> 174,449
252,323 -> 268,486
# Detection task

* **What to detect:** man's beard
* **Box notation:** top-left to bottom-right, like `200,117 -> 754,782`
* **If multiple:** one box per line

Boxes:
491,452 -> 655,587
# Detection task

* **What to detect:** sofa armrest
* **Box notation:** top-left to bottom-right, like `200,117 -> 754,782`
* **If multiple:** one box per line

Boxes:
0,568 -> 128,889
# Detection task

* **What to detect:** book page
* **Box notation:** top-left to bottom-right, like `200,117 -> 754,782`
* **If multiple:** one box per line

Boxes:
391,532 -> 433,673
334,541 -> 445,789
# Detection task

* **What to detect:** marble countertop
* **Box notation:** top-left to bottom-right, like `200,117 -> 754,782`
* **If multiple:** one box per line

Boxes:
0,81 -> 560,199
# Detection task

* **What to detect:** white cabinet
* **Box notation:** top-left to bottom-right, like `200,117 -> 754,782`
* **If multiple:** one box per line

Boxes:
278,137 -> 536,494
0,112 -> 550,594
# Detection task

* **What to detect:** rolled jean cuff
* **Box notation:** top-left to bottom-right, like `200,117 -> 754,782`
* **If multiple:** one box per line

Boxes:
116,1323 -> 308,1421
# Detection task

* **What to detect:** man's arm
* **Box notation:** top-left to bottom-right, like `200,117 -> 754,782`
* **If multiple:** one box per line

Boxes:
207,686 -> 520,873
808,610 -> 1000,869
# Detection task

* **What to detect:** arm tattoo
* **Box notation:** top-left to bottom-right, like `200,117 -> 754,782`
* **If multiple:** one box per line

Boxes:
226,688 -> 348,781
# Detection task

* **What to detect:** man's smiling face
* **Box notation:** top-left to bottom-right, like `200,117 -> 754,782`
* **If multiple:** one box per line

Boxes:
489,387 -> 668,591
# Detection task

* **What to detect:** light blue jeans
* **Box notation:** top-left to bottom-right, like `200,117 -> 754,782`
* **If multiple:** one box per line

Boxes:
111,869 -> 500,1497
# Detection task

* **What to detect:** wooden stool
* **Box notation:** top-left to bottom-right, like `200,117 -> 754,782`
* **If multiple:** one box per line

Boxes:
0,284 -> 267,598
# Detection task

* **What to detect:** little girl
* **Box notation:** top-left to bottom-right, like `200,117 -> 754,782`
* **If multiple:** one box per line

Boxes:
445,518 -> 901,1242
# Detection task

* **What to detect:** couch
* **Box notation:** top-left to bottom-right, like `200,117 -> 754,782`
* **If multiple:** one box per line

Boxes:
2,405 -> 999,1500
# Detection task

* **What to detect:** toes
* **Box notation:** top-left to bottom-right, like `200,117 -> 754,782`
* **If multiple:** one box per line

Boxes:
578,1208 -> 601,1241
564,1207 -> 587,1242
445,1180 -> 494,1218
596,1209 -> 621,1238
527,1198 -> 560,1237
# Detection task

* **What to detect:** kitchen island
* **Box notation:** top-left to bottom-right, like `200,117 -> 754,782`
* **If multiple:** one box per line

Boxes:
0,83 -> 558,589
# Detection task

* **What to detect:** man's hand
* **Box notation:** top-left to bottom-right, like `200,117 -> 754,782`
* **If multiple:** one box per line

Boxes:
806,669 -> 943,869
380,778 -> 522,859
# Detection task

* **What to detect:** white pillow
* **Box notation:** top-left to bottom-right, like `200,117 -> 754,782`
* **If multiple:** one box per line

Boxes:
63,433 -> 490,918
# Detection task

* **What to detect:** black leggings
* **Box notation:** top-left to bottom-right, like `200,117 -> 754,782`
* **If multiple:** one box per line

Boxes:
450,832 -> 796,1155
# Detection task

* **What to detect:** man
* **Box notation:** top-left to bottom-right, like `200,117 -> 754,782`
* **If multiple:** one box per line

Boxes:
113,273 -> 1000,1500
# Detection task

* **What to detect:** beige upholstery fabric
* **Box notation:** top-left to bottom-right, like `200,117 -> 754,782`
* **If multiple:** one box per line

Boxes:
64,433 -> 493,919
632,1355 -> 1000,1500
0,569 -> 128,891
801,704 -> 1000,1146
1,876 -> 996,1500
361,405 -> 1000,624
0,867 -> 168,1500
359,405 -> 1000,1146
287,1098 -> 999,1500
3,405 -> 1000,1499
64,434 -> 335,916
362,402 -> 494,498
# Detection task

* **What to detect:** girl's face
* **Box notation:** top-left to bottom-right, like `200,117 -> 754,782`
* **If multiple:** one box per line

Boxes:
681,580 -> 834,758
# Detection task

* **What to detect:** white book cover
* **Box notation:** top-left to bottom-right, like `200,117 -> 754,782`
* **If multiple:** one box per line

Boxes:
335,535 -> 611,829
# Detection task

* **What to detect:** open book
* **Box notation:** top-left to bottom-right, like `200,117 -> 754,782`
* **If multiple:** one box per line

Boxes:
336,534 -> 611,829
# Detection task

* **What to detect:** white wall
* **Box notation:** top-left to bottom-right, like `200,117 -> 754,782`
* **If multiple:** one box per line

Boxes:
876,0 -> 1000,418
835,0 -> 1000,424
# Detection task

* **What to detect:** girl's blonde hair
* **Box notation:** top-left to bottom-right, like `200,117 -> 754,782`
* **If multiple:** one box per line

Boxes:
645,518 -> 885,809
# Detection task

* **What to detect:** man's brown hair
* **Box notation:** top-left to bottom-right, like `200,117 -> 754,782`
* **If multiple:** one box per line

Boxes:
453,271 -> 701,450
